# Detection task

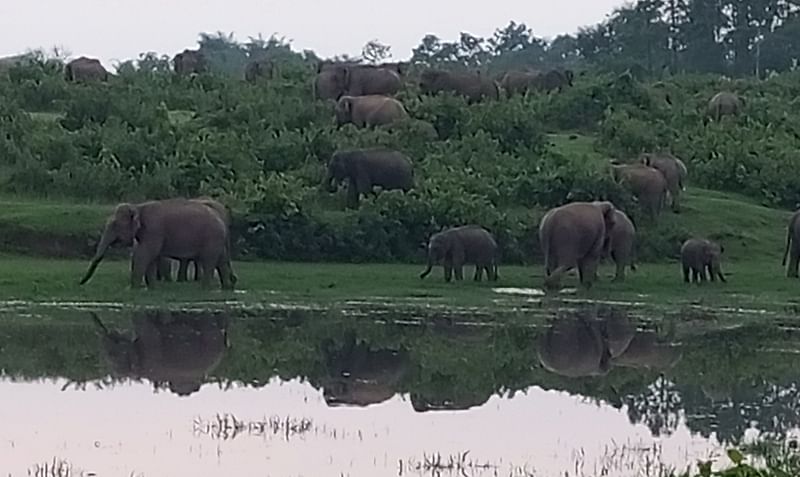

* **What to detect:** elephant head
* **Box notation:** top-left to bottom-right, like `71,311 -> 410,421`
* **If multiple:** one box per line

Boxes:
419,229 -> 458,279
90,310 -> 229,397
323,151 -> 350,192
80,203 -> 141,285
334,96 -> 355,127
314,64 -> 350,100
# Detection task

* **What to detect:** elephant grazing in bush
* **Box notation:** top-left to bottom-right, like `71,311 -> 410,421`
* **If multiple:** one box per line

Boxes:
64,57 -> 108,82
79,198 -> 235,290
334,95 -> 408,128
706,92 -> 744,122
680,238 -> 726,284
420,225 -> 499,282
173,49 -> 207,75
419,69 -> 499,103
313,62 -> 402,100
782,210 -> 800,278
538,201 -> 618,290
639,152 -> 688,213
499,70 -> 542,97
244,58 -> 275,82
90,310 -> 229,397
533,68 -> 574,93
611,163 -> 668,220
324,149 -> 414,208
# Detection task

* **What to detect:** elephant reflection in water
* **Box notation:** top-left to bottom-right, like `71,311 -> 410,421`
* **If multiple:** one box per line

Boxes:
320,334 -> 409,407
90,310 -> 230,396
537,306 -> 682,378
410,391 -> 491,413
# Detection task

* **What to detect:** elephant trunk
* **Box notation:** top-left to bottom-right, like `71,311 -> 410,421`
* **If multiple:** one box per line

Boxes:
80,223 -> 116,285
419,248 -> 434,279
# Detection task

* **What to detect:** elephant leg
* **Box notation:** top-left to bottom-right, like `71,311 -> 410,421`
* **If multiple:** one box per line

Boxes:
708,264 -> 716,282
156,258 -> 172,282
177,260 -> 190,282
216,258 -> 235,291
444,261 -> 453,282
683,265 -> 690,283
145,262 -> 158,288
345,182 -> 359,209
197,257 -> 215,290
454,264 -> 464,281
473,265 -> 482,282
131,246 -> 155,289
614,258 -> 626,282
788,251 -> 799,278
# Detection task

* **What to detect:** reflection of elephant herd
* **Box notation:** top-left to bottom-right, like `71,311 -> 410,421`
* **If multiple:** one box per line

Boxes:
87,305 -> 681,405
63,51 -> 752,290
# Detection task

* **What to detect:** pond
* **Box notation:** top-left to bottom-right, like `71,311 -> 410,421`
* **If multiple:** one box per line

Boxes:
1,301 -> 799,477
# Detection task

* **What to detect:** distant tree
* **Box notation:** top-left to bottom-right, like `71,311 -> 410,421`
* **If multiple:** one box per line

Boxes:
361,40 -> 392,64
197,31 -> 247,76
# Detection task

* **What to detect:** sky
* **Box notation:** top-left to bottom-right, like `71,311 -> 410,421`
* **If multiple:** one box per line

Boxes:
0,0 -> 626,68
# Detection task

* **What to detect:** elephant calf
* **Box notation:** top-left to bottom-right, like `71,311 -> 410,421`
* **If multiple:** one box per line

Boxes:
420,225 -> 499,282
611,163 -> 667,220
335,95 -> 408,128
681,238 -> 726,284
324,149 -> 414,208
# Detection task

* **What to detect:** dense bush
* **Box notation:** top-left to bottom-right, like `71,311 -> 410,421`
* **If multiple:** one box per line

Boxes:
1,61 -> 798,263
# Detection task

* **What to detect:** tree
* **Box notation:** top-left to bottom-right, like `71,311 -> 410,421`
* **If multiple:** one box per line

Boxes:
361,40 -> 392,64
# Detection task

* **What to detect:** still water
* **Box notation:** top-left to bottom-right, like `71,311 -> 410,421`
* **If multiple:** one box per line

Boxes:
1,302 -> 798,476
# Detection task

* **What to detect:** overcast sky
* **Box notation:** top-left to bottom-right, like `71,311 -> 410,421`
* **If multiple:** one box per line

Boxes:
0,0 -> 626,68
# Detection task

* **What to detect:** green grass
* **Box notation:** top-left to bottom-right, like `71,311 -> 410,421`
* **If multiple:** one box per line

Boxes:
0,196 -> 111,235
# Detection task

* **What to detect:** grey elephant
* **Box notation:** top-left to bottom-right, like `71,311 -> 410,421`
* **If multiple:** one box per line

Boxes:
603,209 -> 637,282
680,238 -> 726,283
706,92 -> 744,122
324,149 -> 414,208
639,152 -> 688,213
156,197 -> 237,285
319,336 -> 409,407
419,225 -> 499,282
533,68 -> 574,93
313,63 -> 401,100
64,57 -> 108,82
538,201 -> 617,289
334,94 -> 408,128
173,49 -> 207,75
782,210 -> 800,277
538,306 -> 681,378
79,198 -> 235,290
90,311 -> 229,396
499,70 -> 542,97
611,163 -> 668,220
419,69 -> 499,103
244,58 -> 275,82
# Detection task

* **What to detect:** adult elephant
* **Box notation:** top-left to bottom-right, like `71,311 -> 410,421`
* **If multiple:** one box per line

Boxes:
419,69 -> 499,103
244,58 -> 274,82
324,149 -> 414,208
603,209 -> 637,282
611,163 -> 667,220
639,152 -> 688,213
313,63 -> 401,100
534,68 -> 574,93
681,238 -> 726,283
419,225 -> 499,282
499,70 -> 541,97
538,201 -> 618,290
782,209 -> 800,278
64,57 -> 108,82
173,49 -> 207,75
79,198 -> 235,290
318,336 -> 409,408
157,197 -> 237,284
334,95 -> 408,128
90,310 -> 229,397
706,92 -> 744,122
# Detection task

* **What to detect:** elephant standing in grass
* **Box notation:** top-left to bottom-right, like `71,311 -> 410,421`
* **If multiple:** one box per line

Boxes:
534,68 -> 574,93
324,149 -> 414,208
782,210 -> 800,277
611,163 -> 668,220
173,49 -> 207,75
639,152 -> 688,213
64,57 -> 108,82
538,201 -> 618,290
420,225 -> 499,282
313,63 -> 402,100
681,238 -> 726,284
79,198 -> 235,290
244,58 -> 274,82
334,95 -> 408,128
603,209 -> 637,282
419,69 -> 499,103
706,92 -> 744,122
499,71 -> 541,97
90,311 -> 229,397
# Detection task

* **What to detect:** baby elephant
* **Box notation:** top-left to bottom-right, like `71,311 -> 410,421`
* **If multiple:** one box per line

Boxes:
420,225 -> 499,282
680,238 -> 726,284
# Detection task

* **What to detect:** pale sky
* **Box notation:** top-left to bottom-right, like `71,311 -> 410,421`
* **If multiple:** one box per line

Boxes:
0,0 -> 626,69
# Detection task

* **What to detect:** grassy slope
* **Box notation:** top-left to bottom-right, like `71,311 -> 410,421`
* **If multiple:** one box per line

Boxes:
0,133 -> 796,309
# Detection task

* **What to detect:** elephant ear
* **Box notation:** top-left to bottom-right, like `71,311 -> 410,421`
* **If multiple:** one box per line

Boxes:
115,203 -> 141,238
